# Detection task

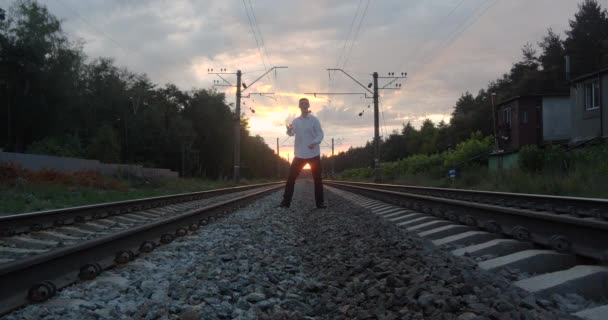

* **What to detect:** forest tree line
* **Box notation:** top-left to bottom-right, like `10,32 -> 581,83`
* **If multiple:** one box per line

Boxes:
325,0 -> 608,173
2,0 -> 607,178
0,0 -> 287,179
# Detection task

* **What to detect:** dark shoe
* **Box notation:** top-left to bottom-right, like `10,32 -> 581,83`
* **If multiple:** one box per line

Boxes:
278,202 -> 290,208
316,204 -> 327,209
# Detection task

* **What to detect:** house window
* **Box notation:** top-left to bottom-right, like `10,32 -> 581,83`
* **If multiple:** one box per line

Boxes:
522,111 -> 528,124
584,80 -> 600,110
503,107 -> 512,128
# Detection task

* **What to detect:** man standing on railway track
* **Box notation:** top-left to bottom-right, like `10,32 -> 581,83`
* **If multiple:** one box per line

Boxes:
279,98 -> 326,209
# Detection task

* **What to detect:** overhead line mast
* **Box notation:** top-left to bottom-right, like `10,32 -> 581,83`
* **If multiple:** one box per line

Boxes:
305,69 -> 406,182
209,66 -> 288,183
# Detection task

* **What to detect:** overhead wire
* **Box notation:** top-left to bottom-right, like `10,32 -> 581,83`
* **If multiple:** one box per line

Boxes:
424,0 -> 497,63
341,0 -> 370,69
56,0 -> 127,54
247,1 -> 273,79
394,0 -> 466,73
348,70 -> 372,76
329,0 -> 372,130
387,0 -> 497,134
335,0 -> 363,68
245,0 -> 284,105
242,0 -> 267,69
248,0 -> 270,65
242,68 -> 270,74
380,98 -> 388,139
54,0 -> 171,85
409,0 -> 499,79
327,0 -> 362,120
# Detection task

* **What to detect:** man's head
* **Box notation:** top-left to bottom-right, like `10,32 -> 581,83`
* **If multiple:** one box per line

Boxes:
299,98 -> 310,115
299,98 -> 310,109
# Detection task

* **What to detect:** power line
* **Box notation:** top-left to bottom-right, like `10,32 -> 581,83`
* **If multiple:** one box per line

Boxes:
54,0 -> 171,85
329,1 -> 368,120
336,0 -> 363,68
242,68 -> 269,74
410,0 -> 498,78
56,0 -> 128,54
280,136 -> 291,145
331,1 -> 369,117
243,0 -> 283,104
329,0 -> 363,114
248,0 -> 271,67
395,0 -> 494,78
395,0 -> 466,72
382,1 -> 496,142
380,98 -> 388,139
347,70 -> 373,76
432,0 -> 497,57
242,0 -> 268,69
342,0 -> 370,69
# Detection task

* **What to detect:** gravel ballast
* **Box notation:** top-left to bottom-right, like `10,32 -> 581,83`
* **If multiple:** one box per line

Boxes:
2,181 -> 576,319
0,188 -> 272,262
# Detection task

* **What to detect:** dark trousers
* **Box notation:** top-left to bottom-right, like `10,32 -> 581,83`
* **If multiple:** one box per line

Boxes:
282,156 -> 324,206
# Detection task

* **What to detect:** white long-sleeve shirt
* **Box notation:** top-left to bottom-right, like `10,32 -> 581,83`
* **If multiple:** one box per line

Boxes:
287,114 -> 324,159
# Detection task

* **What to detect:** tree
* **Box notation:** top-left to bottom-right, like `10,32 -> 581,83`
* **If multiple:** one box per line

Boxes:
1,0 -> 77,151
382,130 -> 407,162
449,92 -> 478,142
564,0 -> 608,76
0,0 -> 285,180
401,121 -> 421,156
418,119 -> 438,155
28,134 -> 83,157
156,83 -> 188,131
506,44 -> 542,95
88,125 -> 120,163
538,29 -> 568,92
435,120 -> 451,151
183,89 -> 233,178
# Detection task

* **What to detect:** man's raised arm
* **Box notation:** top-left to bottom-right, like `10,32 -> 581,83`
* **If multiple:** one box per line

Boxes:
286,123 -> 295,136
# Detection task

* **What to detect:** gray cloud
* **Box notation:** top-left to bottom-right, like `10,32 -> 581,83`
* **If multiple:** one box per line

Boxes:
22,0 -> 604,151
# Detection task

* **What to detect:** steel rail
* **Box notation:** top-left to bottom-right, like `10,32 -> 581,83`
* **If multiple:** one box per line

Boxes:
326,181 -> 608,262
0,182 -> 283,236
0,184 -> 282,315
325,180 -> 608,219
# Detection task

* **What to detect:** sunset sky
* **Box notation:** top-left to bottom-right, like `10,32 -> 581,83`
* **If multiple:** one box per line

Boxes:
11,0 -> 603,160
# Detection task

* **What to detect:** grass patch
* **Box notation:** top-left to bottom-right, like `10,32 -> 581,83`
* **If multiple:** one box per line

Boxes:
0,163 -> 278,215
337,140 -> 608,199
342,167 -> 608,199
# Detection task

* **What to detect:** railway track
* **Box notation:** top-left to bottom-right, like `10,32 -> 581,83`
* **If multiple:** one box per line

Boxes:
0,182 -> 282,315
326,181 -> 608,319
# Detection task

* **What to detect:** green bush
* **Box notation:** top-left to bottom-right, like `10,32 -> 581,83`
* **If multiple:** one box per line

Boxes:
381,161 -> 400,180
398,153 -> 445,177
444,132 -> 493,169
518,145 -> 544,172
519,144 -> 569,173
543,144 -> 569,172
28,134 -> 84,158
88,125 -> 121,163
340,167 -> 373,180
339,133 -> 493,181
338,138 -> 608,198
569,144 -> 608,175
